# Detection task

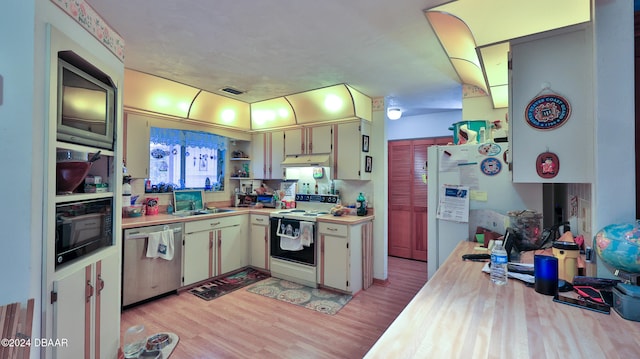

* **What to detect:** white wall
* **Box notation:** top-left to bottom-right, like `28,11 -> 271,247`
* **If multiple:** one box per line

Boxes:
0,1 -> 37,306
592,0 -> 636,277
386,110 -> 461,140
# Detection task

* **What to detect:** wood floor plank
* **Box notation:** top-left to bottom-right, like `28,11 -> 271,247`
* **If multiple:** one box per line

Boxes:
121,256 -> 427,358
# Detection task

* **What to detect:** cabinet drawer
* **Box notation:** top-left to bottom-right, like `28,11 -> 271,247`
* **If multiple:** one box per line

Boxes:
185,215 -> 242,233
318,222 -> 348,237
250,214 -> 269,226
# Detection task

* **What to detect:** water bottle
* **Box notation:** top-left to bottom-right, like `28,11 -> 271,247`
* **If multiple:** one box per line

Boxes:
490,240 -> 508,285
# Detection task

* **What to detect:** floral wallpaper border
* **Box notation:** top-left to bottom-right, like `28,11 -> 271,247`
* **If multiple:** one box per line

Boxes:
50,0 -> 125,62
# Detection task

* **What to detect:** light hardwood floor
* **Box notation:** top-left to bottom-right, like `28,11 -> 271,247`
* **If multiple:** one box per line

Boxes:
120,256 -> 427,359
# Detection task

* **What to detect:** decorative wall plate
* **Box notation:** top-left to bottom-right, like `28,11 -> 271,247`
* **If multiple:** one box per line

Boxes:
525,94 -> 571,130
480,157 -> 502,176
477,143 -> 502,156
536,151 -> 560,178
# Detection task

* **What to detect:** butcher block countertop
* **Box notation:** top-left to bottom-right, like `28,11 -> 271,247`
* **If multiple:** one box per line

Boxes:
122,207 -> 374,229
365,241 -> 640,359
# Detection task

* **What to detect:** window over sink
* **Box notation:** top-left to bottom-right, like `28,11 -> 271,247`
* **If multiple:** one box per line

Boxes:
149,127 -> 227,191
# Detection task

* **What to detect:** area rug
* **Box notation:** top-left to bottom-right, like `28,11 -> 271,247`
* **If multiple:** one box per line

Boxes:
189,268 -> 270,301
246,277 -> 353,315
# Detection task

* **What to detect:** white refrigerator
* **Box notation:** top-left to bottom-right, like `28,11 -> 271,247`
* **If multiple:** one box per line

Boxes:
427,143 -> 543,278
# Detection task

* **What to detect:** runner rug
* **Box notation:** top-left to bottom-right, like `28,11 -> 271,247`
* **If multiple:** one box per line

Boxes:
246,277 -> 353,315
189,268 -> 269,301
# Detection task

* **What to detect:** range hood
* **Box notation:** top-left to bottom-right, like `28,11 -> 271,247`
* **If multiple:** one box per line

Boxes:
281,153 -> 331,167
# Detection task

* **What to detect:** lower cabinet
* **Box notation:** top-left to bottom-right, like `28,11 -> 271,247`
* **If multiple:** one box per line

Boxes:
183,215 -> 247,286
52,251 -> 120,359
317,220 -> 371,294
249,214 -> 270,270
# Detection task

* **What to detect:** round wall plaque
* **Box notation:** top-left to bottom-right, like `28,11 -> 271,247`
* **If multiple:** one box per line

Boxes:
536,152 -> 560,179
525,94 -> 571,130
480,157 -> 502,176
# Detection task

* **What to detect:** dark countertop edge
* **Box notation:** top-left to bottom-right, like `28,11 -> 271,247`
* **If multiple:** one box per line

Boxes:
122,208 -> 374,229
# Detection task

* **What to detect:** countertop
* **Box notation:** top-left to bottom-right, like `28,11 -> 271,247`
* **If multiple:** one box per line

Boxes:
122,207 -> 374,229
364,241 -> 640,359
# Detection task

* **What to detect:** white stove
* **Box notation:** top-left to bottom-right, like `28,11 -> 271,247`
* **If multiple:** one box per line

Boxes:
269,194 -> 339,288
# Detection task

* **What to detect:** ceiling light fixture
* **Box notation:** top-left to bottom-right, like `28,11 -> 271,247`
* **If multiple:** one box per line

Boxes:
387,108 -> 402,120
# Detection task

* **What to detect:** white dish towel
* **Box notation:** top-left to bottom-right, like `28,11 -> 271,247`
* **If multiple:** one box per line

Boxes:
145,228 -> 175,260
157,227 -> 175,260
299,222 -> 313,247
146,232 -> 162,258
277,219 -> 303,251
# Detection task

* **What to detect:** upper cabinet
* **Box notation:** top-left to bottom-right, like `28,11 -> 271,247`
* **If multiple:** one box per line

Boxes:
510,25 -> 593,183
251,131 -> 285,179
284,125 -> 333,156
333,120 -> 371,180
124,113 -> 150,179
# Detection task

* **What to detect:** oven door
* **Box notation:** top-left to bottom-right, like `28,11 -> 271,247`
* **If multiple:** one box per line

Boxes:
270,218 -> 316,266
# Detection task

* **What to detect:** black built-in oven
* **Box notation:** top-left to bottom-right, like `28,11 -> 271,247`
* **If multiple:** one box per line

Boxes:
270,217 -> 316,266
55,197 -> 113,267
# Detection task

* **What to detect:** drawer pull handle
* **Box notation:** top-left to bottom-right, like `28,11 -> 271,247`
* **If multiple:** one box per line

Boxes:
328,227 -> 338,231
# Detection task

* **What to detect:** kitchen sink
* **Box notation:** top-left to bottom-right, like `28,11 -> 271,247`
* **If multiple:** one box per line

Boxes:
172,208 -> 235,217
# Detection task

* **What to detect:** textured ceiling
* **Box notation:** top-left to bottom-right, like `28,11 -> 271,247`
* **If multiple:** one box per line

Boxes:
87,0 -> 462,117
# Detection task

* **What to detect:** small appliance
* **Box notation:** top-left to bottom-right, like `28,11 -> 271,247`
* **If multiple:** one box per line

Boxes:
55,197 -> 113,267
57,51 -> 116,150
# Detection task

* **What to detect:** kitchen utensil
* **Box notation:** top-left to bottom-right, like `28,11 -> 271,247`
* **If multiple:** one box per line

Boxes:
55,151 -> 101,194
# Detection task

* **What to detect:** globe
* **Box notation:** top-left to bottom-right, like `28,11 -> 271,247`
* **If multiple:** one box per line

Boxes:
595,222 -> 640,274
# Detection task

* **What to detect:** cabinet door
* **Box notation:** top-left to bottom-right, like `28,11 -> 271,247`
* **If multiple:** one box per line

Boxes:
53,265 -> 89,359
218,224 -> 246,275
250,215 -> 269,270
124,113 -> 150,178
335,121 -> 370,180
284,128 -> 305,156
251,133 -> 267,179
308,125 -> 332,154
183,231 -> 213,285
96,253 -> 121,359
52,252 -> 120,359
269,131 -> 285,179
320,233 -> 349,291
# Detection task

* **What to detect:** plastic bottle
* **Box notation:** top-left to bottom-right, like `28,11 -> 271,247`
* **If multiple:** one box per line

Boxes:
330,180 -> 335,195
490,240 -> 508,285
167,201 -> 174,215
314,182 -> 319,194
356,192 -> 367,216
122,176 -> 132,208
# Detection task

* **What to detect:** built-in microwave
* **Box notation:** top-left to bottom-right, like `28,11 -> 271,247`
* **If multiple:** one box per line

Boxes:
55,197 -> 113,267
57,51 -> 116,150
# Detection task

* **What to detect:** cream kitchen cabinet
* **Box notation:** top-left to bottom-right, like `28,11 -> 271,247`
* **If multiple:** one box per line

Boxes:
251,131 -> 285,179
510,25 -> 593,183
123,113 -> 150,179
51,251 -> 120,359
333,120 -> 371,180
183,215 -> 247,286
284,125 -> 332,156
218,215 -> 249,274
249,214 -> 270,270
317,220 -> 372,294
